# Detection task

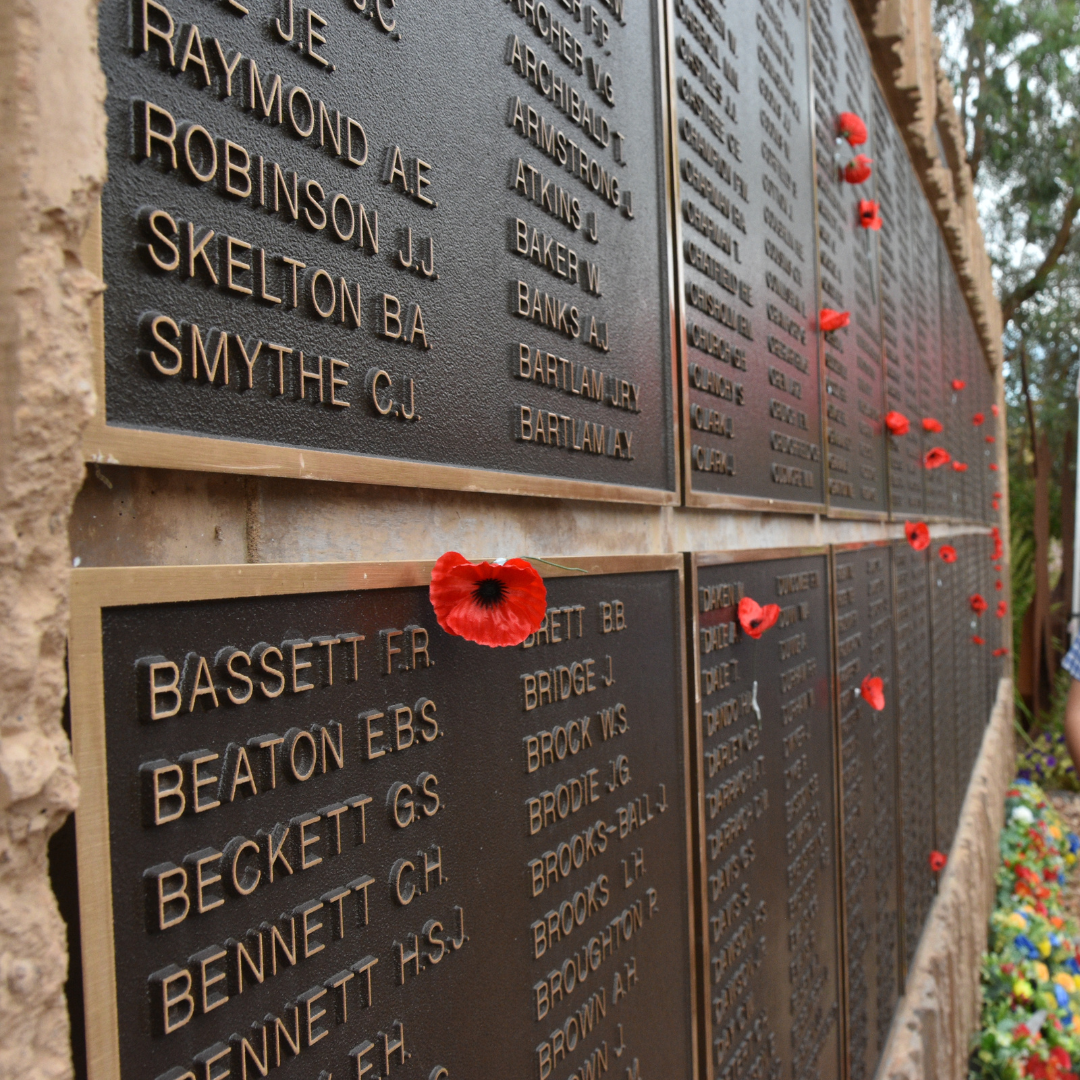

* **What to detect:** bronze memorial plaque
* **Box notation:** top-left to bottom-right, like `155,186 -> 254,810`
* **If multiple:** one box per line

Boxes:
930,535 -> 960,854
871,90 -> 925,521
689,549 -> 842,1080
830,542 -> 899,1080
90,0 -> 679,503
809,0 -> 889,519
914,189 -> 947,521
890,540 -> 935,980
68,558 -> 698,1080
667,0 -> 826,512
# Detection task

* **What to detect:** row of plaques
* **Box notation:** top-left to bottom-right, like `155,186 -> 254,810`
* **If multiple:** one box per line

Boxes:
91,0 -> 999,519
64,538 -> 1005,1080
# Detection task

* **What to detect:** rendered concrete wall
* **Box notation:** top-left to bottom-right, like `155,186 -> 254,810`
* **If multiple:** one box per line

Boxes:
0,0 -> 106,1077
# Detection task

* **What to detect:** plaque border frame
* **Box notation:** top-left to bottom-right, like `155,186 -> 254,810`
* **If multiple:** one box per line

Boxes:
68,554 -> 699,1080
685,545 -> 843,1080
80,0 -> 684,507
662,1 -> 829,517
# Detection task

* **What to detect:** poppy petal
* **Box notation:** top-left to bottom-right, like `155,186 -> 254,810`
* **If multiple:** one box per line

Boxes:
819,307 -> 850,331
904,521 -> 930,551
924,447 -> 951,469
429,552 -> 547,647
993,647 -> 1009,656
885,410 -> 910,435
997,601 -> 1007,617
991,404 -> 1000,416
972,635 -> 985,645
970,594 -> 988,613
972,412 -> 985,426
922,417 -> 943,433
929,850 -> 947,872
737,597 -> 781,639
952,461 -> 968,472
860,675 -> 885,711
939,545 -> 957,563
951,379 -> 966,391
837,111 -> 868,146
843,153 -> 873,184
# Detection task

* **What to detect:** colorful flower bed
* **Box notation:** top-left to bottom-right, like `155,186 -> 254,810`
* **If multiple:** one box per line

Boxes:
974,781 -> 1080,1078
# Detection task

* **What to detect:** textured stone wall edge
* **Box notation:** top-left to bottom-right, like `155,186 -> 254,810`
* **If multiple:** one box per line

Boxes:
876,678 -> 1016,1080
853,0 -> 1006,371
0,0 -> 106,1077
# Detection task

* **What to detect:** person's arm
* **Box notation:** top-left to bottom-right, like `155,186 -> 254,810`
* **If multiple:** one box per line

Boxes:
1065,677 -> 1080,772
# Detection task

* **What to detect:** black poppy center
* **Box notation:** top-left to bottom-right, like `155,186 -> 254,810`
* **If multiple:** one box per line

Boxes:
473,577 -> 506,608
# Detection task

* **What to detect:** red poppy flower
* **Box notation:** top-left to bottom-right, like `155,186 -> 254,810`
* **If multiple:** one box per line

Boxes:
922,417 -> 943,433
837,111 -> 868,145
994,647 -> 1010,658
929,850 -> 947,872
885,410 -> 910,435
996,580 -> 1003,590
985,436 -> 996,444
952,461 -> 968,472
997,601 -> 1007,618
972,412 -> 985,426
860,674 -> 885,711
951,379 -> 966,391
904,521 -> 930,551
939,545 -> 957,563
428,551 -> 547,647
843,154 -> 873,184
991,527 -> 1000,539
972,635 -> 985,645
924,447 -> 951,469
738,597 -> 781,639
993,493 -> 1002,499
991,404 -> 1000,416
858,199 -> 882,230
819,307 -> 850,331
970,594 -> 988,613
989,462 -> 999,471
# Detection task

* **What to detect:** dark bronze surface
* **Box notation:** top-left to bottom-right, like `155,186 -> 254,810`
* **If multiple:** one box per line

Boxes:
668,0 -> 826,510
890,540 -> 935,983
97,0 -> 678,495
938,247 -> 967,520
809,0 -> 889,518
871,92 -> 925,520
690,550 -> 841,1080
930,536 -> 961,853
830,543 -> 899,1080
90,566 -> 695,1079
919,210 -> 947,520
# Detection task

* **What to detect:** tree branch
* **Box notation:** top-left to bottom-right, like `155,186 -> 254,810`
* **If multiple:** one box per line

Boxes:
1001,189 -> 1080,323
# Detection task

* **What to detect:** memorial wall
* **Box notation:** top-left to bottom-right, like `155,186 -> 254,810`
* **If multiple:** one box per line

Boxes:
0,0 -> 1012,1078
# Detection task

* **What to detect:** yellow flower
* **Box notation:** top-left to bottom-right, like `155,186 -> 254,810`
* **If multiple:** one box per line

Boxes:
1035,962 -> 1051,983
1055,972 -> 1077,993
1007,912 -> 1029,929
1014,979 -> 1034,1000
1022,905 -> 1036,916
1039,939 -> 1052,958
1050,825 -> 1062,840
1072,1014 -> 1080,1033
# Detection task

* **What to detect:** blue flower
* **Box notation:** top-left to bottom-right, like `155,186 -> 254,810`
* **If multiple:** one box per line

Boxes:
1048,756 -> 1058,767
1068,833 -> 1080,854
1051,934 -> 1062,948
1055,984 -> 1070,1009
1014,935 -> 1041,959
1067,957 -> 1080,975
1059,872 -> 1066,885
